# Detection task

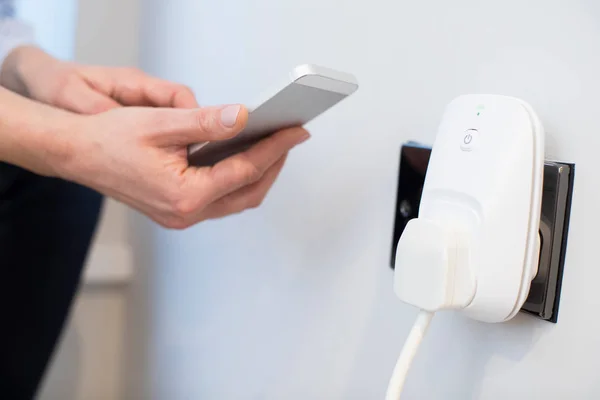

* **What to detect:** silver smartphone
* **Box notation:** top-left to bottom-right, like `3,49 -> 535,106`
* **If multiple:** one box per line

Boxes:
187,64 -> 359,167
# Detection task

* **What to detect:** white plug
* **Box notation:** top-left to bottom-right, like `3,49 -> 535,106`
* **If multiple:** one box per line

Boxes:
386,94 -> 544,399
394,218 -> 474,312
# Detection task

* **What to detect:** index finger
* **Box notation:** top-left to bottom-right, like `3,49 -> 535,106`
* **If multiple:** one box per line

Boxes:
113,70 -> 199,108
144,78 -> 199,109
192,127 -> 310,202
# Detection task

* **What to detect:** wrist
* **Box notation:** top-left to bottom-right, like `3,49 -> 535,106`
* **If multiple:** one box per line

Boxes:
0,86 -> 81,178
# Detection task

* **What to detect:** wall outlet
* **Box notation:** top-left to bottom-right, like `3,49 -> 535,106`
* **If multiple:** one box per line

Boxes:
390,143 -> 575,322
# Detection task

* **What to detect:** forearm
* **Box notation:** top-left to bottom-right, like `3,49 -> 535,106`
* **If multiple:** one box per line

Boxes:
0,85 -> 76,176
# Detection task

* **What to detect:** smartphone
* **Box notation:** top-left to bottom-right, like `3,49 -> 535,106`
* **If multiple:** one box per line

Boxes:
187,64 -> 359,167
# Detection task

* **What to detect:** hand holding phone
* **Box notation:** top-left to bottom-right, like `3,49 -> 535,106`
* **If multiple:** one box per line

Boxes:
187,64 -> 358,166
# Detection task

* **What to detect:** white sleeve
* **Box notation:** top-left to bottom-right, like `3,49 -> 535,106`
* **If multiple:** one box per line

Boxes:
0,1 -> 35,69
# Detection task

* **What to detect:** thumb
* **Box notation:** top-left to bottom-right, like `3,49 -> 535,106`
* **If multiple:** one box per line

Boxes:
145,104 -> 248,145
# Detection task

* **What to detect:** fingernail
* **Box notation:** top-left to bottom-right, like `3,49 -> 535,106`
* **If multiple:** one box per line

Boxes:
220,105 -> 241,127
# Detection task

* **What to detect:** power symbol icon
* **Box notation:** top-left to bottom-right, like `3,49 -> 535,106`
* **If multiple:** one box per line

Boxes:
461,129 -> 478,151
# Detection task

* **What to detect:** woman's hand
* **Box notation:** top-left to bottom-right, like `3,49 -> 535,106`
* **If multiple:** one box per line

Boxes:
0,46 -> 198,112
58,104 -> 309,229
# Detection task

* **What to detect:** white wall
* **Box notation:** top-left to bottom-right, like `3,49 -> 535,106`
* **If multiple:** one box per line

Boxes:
133,0 -> 598,399
72,0 -> 140,67
15,0 -> 78,60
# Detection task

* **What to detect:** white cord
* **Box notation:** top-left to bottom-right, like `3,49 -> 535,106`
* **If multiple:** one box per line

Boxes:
385,310 -> 435,400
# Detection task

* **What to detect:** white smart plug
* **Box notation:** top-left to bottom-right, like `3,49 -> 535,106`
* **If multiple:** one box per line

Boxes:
387,94 -> 545,399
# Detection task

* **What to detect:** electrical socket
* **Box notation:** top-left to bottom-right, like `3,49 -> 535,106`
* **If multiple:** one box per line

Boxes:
390,143 -> 575,322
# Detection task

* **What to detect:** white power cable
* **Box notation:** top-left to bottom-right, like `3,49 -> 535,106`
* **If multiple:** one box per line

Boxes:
385,310 -> 434,400
389,218 -> 473,398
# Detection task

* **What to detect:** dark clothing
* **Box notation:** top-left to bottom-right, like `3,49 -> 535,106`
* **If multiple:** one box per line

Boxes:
0,162 -> 103,399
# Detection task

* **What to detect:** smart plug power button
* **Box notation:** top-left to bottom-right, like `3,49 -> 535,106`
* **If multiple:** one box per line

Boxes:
461,129 -> 478,151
